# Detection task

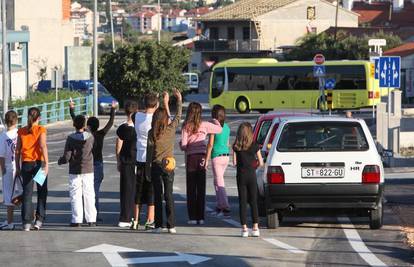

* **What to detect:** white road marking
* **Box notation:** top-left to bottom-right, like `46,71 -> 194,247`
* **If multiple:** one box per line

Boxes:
222,218 -> 241,227
124,253 -> 211,265
103,154 -> 116,158
338,216 -> 387,267
263,238 -> 306,254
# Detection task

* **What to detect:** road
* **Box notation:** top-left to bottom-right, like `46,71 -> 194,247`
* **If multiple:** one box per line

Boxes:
0,110 -> 413,267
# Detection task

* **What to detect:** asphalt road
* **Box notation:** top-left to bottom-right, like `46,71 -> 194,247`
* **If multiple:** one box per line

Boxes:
0,112 -> 413,267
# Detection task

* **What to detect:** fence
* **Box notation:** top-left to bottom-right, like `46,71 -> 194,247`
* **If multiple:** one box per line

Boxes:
6,95 -> 93,128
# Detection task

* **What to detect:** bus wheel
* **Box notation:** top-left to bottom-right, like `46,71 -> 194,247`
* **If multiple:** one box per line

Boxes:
236,97 -> 250,114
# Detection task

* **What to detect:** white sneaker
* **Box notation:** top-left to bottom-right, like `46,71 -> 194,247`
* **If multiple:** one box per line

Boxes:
168,228 -> 177,234
241,229 -> 249,238
118,222 -> 131,228
251,229 -> 260,237
187,220 -> 197,225
0,221 -> 14,230
198,220 -> 205,225
23,224 -> 31,232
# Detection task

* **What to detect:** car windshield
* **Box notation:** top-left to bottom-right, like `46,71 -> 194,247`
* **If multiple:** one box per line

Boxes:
277,121 -> 369,152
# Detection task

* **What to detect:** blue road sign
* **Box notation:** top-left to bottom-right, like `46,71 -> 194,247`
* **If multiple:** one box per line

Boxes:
313,65 -> 326,77
374,58 -> 379,79
325,78 -> 336,89
379,56 -> 401,88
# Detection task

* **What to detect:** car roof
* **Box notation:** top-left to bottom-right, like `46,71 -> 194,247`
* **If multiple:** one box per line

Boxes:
258,112 -> 311,121
279,116 -> 364,123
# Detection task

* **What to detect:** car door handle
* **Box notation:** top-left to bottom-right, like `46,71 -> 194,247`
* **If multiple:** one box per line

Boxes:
282,162 -> 291,165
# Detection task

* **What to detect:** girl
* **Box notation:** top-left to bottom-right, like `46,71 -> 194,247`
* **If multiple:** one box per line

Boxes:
233,122 -> 264,238
180,102 -> 222,225
146,89 -> 182,233
15,107 -> 49,231
0,110 -> 19,230
205,105 -> 230,217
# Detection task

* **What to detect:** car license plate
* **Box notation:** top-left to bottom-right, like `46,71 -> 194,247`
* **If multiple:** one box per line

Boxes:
301,167 -> 344,178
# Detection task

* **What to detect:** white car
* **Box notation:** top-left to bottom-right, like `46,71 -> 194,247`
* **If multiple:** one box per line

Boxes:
259,116 -> 384,229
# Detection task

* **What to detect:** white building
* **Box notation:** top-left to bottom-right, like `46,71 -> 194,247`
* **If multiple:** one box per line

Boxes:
71,1 -> 94,44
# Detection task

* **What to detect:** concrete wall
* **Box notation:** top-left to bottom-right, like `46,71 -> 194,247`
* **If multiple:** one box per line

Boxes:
258,0 -> 359,49
14,0 -> 74,87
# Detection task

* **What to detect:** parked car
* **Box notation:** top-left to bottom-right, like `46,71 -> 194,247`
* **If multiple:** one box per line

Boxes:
258,116 -> 384,230
37,79 -> 119,114
182,72 -> 199,94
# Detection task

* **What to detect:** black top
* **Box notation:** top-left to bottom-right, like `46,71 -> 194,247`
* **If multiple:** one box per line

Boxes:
233,142 -> 260,174
116,122 -> 137,165
70,107 -> 115,162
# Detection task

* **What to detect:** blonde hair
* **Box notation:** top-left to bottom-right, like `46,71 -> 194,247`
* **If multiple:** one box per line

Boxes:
233,122 -> 253,151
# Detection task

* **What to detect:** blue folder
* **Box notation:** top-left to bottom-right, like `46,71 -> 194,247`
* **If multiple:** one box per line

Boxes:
33,168 -> 47,186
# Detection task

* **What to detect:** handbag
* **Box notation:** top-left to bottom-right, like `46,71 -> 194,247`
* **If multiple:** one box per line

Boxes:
11,175 -> 23,207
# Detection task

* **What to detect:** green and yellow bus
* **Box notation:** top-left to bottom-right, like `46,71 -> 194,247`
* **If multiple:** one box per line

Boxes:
209,58 -> 381,113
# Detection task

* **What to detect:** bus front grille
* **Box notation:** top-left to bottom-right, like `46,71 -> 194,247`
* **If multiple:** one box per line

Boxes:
338,93 -> 357,107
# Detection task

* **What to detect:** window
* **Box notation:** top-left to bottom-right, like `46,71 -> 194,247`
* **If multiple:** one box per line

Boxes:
225,65 -> 366,91
277,122 -> 369,152
256,120 -> 273,145
212,68 -> 225,98
210,27 -> 219,40
242,27 -> 250,40
227,27 -> 235,40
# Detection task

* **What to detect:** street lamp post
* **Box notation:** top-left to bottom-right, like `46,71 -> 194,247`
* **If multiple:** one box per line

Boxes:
1,0 -> 9,115
93,0 -> 98,116
157,0 -> 161,44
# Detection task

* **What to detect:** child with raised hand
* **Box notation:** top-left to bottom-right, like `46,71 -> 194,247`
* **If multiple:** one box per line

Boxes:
205,105 -> 231,218
146,89 -> 182,234
180,102 -> 222,225
233,122 -> 264,238
0,111 -> 19,230
58,115 -> 96,227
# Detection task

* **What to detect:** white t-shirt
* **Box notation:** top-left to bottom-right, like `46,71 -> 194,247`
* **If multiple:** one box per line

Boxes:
134,112 -> 153,163
0,128 -> 18,169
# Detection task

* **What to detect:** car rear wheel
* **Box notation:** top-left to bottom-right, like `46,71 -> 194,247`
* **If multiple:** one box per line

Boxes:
369,201 -> 383,230
267,211 -> 281,229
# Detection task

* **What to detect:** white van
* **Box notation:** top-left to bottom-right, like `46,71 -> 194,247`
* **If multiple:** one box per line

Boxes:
260,116 -> 384,229
182,72 -> 199,94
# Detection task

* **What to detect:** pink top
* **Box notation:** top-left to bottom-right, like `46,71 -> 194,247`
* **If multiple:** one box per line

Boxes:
180,120 -> 222,155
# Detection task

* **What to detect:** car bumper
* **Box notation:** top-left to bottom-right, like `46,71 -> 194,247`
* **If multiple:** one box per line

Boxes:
265,183 -> 384,210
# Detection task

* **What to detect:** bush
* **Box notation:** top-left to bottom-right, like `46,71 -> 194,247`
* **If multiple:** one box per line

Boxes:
11,90 -> 83,108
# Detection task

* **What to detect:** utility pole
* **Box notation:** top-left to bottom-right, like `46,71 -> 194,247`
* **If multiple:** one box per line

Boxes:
109,0 -> 115,52
93,0 -> 98,116
333,0 -> 340,43
157,0 -> 161,44
1,0 -> 9,115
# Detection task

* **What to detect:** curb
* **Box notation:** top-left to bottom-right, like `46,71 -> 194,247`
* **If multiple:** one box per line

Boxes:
385,167 -> 414,174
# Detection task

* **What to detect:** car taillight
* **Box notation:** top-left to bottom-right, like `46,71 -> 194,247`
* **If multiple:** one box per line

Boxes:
368,91 -> 374,99
267,166 -> 285,184
362,165 -> 380,183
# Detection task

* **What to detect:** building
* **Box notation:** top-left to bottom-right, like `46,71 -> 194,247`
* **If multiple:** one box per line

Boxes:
384,42 -> 414,100
193,0 -> 358,71
11,0 -> 74,86
162,9 -> 188,32
128,10 -> 161,34
71,2 -> 94,45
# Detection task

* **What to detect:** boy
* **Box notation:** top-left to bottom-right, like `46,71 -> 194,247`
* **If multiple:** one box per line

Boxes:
0,110 -> 19,230
116,101 -> 138,227
58,115 -> 96,227
69,100 -> 115,221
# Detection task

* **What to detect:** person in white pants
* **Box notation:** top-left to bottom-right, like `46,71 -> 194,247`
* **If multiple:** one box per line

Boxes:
58,115 -> 97,227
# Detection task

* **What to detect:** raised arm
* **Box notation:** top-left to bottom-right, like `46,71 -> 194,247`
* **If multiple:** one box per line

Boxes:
169,89 -> 182,128
69,99 -> 76,121
101,102 -> 116,135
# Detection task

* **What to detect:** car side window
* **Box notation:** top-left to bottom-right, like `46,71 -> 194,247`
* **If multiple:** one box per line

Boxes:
256,120 -> 272,145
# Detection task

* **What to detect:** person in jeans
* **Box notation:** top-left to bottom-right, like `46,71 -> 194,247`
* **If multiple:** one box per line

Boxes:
233,122 -> 264,238
0,110 -> 19,230
58,115 -> 96,227
15,107 -> 49,231
70,100 -> 115,222
205,105 -> 231,218
146,89 -> 182,234
116,101 -> 138,227
180,102 -> 222,225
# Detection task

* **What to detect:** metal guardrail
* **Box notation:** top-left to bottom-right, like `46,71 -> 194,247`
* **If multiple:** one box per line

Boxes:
0,95 -> 93,128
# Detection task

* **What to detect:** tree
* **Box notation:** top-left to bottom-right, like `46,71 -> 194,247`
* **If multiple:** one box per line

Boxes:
286,31 -> 402,61
99,41 -> 190,103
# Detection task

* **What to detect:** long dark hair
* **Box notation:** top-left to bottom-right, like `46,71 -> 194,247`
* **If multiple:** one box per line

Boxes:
233,122 -> 253,151
151,107 -> 169,139
27,107 -> 41,133
211,105 -> 225,127
183,102 -> 202,134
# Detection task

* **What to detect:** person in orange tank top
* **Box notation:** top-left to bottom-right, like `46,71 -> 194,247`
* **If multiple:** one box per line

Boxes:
15,107 -> 49,232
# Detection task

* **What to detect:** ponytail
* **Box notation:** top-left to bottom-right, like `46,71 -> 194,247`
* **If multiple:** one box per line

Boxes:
27,107 -> 41,133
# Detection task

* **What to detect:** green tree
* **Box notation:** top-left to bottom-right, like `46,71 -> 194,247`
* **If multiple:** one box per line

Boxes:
286,31 -> 402,61
99,41 -> 190,102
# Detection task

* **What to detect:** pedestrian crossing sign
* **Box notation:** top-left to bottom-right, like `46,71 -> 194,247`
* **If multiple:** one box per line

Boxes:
313,65 -> 326,77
